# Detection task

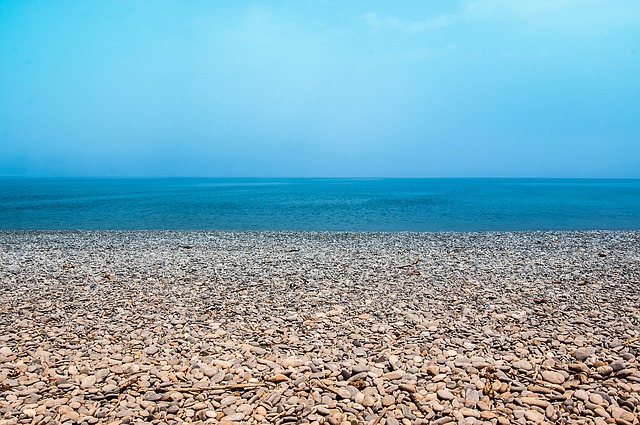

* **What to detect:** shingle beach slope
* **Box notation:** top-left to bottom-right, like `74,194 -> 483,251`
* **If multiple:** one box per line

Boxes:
1,231 -> 639,425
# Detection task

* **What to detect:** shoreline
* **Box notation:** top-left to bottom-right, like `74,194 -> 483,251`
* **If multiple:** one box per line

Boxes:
1,231 -> 639,424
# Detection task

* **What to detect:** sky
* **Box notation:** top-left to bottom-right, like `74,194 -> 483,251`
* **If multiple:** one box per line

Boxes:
1,0 -> 639,178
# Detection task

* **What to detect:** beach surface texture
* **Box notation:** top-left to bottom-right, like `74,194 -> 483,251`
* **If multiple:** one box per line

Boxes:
1,231 -> 639,425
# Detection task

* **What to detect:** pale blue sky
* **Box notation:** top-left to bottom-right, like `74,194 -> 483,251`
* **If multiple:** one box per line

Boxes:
1,1 -> 639,177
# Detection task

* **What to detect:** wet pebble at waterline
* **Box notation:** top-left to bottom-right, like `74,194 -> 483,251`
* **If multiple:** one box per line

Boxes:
1,230 -> 639,425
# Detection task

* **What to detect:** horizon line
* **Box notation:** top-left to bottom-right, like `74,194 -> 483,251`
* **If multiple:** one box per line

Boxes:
2,175 -> 640,180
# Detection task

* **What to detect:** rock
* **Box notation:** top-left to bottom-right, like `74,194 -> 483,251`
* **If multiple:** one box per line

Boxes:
63,410 -> 81,422
513,359 -> 533,371
220,396 -> 237,407
352,365 -> 370,374
143,391 -> 162,401
223,412 -> 245,421
589,393 -> 604,405
81,375 -> 96,389
265,374 -> 288,383
362,395 -> 376,407
540,370 -> 565,384
200,365 -> 217,377
386,417 -> 400,425
336,388 -> 351,399
520,397 -> 550,408
465,389 -> 480,403
22,408 -> 36,418
481,410 -> 497,419
596,365 -> 613,376
524,410 -> 545,423
437,389 -> 454,400
430,400 -> 445,412
145,346 -> 159,355
545,404 -> 556,419
459,407 -> 481,418
610,406 -> 637,422
593,406 -> 610,418
573,389 -> 589,401
432,418 -> 454,425
399,383 -> 416,393
574,347 -> 595,361
528,384 -> 552,394
382,395 -> 395,406
381,370 -> 403,380
281,356 -> 305,368
568,362 -> 589,373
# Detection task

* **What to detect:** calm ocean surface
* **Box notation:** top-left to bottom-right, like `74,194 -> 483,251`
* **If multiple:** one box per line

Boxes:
1,178 -> 639,231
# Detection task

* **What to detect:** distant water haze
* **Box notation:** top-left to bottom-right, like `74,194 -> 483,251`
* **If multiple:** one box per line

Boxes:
2,178 -> 639,231
1,1 -> 639,178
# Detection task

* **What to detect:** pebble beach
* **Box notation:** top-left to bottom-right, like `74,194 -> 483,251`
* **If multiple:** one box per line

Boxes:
1,230 -> 639,425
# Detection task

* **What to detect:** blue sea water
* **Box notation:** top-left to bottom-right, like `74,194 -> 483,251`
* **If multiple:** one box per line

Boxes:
1,178 -> 639,231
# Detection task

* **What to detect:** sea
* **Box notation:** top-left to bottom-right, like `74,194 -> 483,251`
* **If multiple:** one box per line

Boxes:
1,178 -> 639,232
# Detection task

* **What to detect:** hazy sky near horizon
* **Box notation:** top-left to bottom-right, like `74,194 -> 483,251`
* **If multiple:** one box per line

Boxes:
1,1 -> 639,178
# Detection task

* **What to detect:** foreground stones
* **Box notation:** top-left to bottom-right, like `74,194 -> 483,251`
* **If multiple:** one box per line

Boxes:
1,230 -> 639,424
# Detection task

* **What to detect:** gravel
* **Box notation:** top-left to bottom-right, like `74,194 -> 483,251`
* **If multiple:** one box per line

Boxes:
1,230 -> 639,424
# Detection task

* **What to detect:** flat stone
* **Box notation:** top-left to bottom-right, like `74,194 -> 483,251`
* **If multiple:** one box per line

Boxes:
266,374 -> 288,383
220,396 -> 238,407
524,410 -> 545,423
382,395 -> 395,406
427,365 -> 439,376
589,393 -> 604,405
145,346 -> 159,355
513,359 -> 533,371
362,395 -> 376,407
593,407 -> 611,418
574,347 -> 595,361
573,389 -> 589,401
540,370 -> 565,384
223,412 -> 245,421
610,406 -> 637,422
143,391 -> 162,401
437,389 -> 454,400
63,411 -> 81,422
596,365 -> 613,376
399,383 -> 416,393
80,375 -> 96,388
465,388 -> 480,403
386,417 -> 400,425
459,408 -> 481,418
520,397 -> 550,408
381,370 -> 404,380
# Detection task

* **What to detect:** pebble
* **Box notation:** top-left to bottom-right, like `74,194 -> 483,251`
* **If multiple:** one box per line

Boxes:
520,397 -> 550,408
513,359 -> 533,371
541,370 -> 565,385
386,417 -> 400,425
80,375 -> 96,389
0,230 -> 638,425
381,370 -> 404,380
223,412 -> 245,421
574,347 -> 595,361
597,365 -> 613,376
589,393 -> 604,405
143,391 -> 162,401
437,389 -> 455,400
525,410 -> 545,423
573,389 -> 589,401
382,394 -> 396,406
